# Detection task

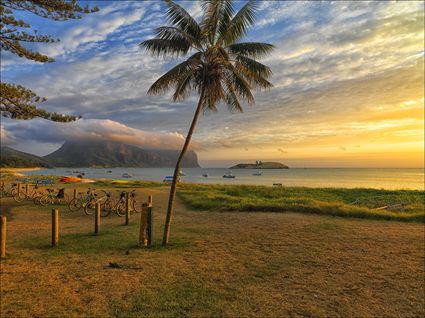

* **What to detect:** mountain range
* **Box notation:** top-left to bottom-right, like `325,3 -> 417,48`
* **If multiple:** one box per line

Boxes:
0,140 -> 200,168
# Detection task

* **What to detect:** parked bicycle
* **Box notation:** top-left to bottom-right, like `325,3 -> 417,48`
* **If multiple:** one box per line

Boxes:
68,188 -> 97,213
12,184 -> 29,202
0,182 -> 19,198
39,188 -> 66,206
13,183 -> 44,203
84,190 -> 115,216
107,190 -> 141,217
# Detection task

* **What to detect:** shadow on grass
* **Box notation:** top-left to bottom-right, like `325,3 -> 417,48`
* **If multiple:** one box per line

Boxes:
14,223 -> 194,258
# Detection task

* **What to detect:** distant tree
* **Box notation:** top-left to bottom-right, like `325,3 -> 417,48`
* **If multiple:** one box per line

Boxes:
141,0 -> 274,246
0,0 -> 98,122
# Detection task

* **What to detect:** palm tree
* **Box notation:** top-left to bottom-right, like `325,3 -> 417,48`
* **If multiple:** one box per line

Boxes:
140,0 -> 274,246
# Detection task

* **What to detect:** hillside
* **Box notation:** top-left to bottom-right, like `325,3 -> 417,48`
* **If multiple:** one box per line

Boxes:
0,146 -> 52,168
44,140 -> 200,168
229,161 -> 289,169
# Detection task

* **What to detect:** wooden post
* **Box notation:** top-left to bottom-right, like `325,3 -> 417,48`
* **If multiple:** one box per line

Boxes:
148,195 -> 153,206
125,192 -> 130,225
147,204 -> 153,247
25,183 -> 29,196
73,188 -> 77,200
139,203 -> 148,247
95,203 -> 100,234
1,216 -> 6,258
52,209 -> 58,247
17,183 -> 21,195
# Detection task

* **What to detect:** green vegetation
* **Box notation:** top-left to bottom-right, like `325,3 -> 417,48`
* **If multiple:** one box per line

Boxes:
178,184 -> 425,222
0,146 -> 52,168
94,179 -> 164,188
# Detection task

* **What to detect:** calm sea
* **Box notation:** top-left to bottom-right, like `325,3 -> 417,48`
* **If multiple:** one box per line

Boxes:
23,168 -> 424,190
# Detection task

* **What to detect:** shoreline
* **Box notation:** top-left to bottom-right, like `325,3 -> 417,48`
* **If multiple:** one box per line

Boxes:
0,167 -> 42,178
1,167 -> 42,172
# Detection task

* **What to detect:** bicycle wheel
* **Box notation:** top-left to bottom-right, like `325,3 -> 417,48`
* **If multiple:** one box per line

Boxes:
68,198 -> 82,212
40,196 -> 52,206
100,199 -> 114,217
115,200 -> 126,217
132,199 -> 142,213
13,191 -> 26,202
84,200 -> 97,215
33,194 -> 43,205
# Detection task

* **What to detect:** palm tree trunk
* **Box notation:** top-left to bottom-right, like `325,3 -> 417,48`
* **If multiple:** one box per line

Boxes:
162,88 -> 206,246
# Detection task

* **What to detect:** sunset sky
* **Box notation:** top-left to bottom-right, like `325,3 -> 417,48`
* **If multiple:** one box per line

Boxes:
1,1 -> 424,168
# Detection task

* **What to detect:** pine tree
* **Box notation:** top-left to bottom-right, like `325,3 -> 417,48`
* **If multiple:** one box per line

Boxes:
0,0 -> 98,122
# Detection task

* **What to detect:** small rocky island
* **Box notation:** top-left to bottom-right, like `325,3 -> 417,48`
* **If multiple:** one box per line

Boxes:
229,161 -> 289,169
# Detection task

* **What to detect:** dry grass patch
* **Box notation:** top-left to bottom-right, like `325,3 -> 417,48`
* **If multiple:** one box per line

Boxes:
0,185 -> 424,317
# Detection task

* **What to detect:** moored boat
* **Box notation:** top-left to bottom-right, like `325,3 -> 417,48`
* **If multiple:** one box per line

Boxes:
163,176 -> 174,182
223,171 -> 235,178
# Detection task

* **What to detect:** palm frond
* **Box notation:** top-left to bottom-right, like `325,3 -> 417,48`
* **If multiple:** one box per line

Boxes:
172,68 -> 198,101
164,0 -> 202,39
224,66 -> 254,105
236,55 -> 272,78
224,82 -> 243,112
216,0 -> 234,44
154,26 -> 202,50
222,0 -> 258,45
235,61 -> 272,89
140,38 -> 191,57
201,0 -> 232,45
228,42 -> 274,59
200,0 -> 221,45
147,53 -> 202,95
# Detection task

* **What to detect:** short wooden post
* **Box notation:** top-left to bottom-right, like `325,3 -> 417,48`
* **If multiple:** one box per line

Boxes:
73,188 -> 77,200
147,204 -> 153,247
1,216 -> 6,258
139,203 -> 148,247
148,195 -> 153,206
125,192 -> 130,225
95,203 -> 100,234
52,209 -> 59,247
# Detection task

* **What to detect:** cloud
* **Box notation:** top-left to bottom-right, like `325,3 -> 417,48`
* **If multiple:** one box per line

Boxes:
1,118 -> 189,155
38,2 -> 147,59
1,1 -> 423,167
277,148 -> 288,154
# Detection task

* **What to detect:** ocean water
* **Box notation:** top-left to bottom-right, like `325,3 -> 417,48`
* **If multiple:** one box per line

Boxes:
23,168 -> 424,190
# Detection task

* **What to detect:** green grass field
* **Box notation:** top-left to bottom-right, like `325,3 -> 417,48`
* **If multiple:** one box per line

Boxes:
178,184 -> 425,222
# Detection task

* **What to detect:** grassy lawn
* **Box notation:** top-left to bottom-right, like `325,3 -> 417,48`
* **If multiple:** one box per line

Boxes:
178,184 -> 425,222
0,183 -> 424,317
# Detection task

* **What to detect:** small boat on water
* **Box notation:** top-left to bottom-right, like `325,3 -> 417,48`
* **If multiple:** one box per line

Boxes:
223,171 -> 236,179
122,173 -> 132,178
202,173 -> 209,178
163,176 -> 175,182
107,170 -> 113,173
252,171 -> 262,176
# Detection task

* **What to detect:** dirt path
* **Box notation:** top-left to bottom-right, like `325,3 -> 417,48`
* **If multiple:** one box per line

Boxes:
0,186 -> 424,317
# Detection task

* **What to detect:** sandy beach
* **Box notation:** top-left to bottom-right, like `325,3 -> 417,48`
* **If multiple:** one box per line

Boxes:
0,167 -> 42,177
